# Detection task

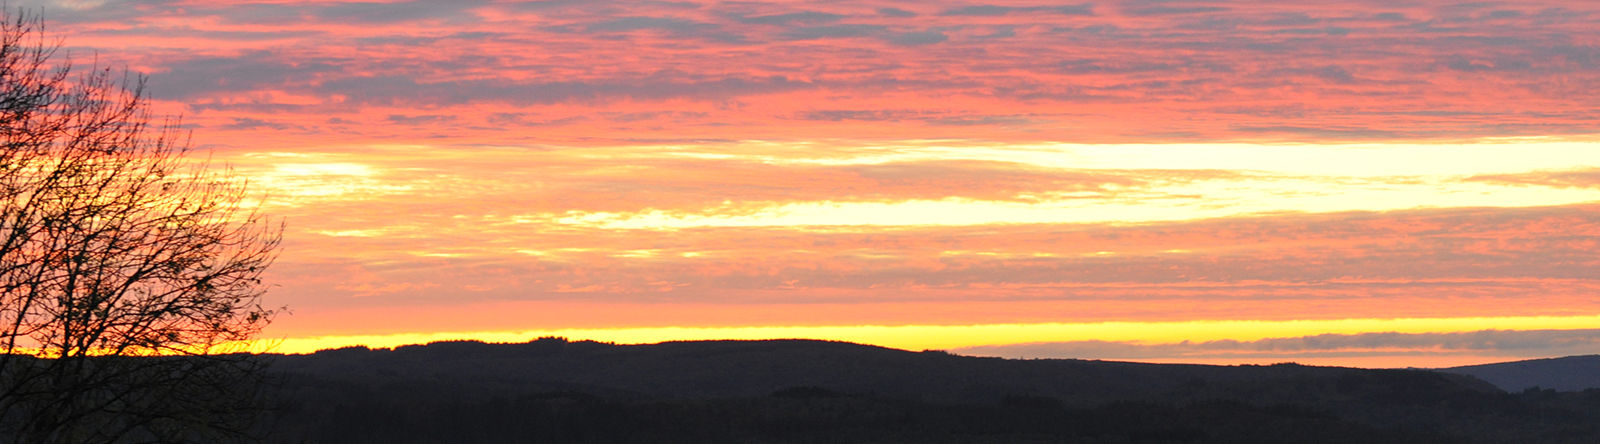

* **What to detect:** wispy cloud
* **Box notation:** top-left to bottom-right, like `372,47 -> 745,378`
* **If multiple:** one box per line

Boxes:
956,330 -> 1600,362
1466,168 -> 1600,189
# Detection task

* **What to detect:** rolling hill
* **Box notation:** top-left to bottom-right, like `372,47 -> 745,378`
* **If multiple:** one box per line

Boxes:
258,338 -> 1600,443
1438,355 -> 1600,392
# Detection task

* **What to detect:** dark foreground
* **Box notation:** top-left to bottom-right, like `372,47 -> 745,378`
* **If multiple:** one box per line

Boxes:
263,339 -> 1600,443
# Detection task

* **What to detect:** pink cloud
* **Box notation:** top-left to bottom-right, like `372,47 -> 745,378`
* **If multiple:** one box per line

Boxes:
19,0 -> 1596,147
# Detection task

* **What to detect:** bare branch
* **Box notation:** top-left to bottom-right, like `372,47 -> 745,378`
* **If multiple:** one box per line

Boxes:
0,10 -> 282,444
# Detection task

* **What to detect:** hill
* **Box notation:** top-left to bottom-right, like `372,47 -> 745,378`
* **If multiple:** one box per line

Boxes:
1438,355 -> 1600,392
273,337 -> 1500,404
261,338 -> 1600,443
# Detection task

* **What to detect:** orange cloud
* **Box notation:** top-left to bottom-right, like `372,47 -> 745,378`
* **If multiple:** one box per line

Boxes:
258,204 -> 1600,337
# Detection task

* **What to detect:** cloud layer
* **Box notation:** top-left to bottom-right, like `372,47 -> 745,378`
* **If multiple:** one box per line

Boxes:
13,0 -> 1600,147
10,1 -> 1599,366
237,143 -> 1600,334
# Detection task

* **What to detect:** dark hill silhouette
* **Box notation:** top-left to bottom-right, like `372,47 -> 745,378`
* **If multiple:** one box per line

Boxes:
262,338 -> 1600,444
1438,355 -> 1600,392
269,337 -> 1497,404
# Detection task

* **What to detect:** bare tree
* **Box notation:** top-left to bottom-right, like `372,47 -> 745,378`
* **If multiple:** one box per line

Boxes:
0,12 -> 282,444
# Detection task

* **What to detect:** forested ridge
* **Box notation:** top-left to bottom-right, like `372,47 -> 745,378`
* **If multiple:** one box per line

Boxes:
257,338 -> 1600,443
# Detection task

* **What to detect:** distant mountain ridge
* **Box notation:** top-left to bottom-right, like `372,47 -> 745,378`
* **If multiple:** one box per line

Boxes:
1438,355 -> 1600,392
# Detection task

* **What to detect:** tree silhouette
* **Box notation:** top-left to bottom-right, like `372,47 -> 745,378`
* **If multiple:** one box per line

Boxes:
0,12 -> 282,444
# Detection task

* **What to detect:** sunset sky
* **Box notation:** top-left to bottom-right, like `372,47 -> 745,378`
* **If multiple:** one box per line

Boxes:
30,0 -> 1600,367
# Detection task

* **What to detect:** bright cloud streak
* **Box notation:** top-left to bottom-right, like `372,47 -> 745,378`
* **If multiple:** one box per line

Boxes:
947,141 -> 1600,176
560,175 -> 1600,229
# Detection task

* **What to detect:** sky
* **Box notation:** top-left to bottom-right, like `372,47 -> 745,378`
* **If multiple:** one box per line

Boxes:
25,0 -> 1600,367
